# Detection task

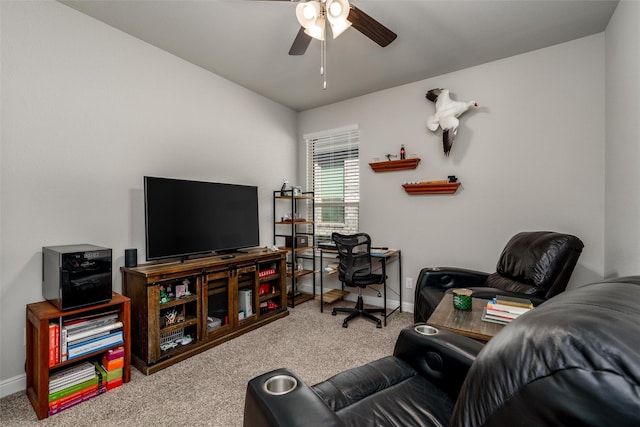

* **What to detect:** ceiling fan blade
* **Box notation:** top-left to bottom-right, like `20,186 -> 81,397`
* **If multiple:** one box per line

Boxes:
289,27 -> 312,55
348,5 -> 397,47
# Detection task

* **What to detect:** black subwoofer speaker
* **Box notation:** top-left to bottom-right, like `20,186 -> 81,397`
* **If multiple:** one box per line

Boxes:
124,248 -> 137,267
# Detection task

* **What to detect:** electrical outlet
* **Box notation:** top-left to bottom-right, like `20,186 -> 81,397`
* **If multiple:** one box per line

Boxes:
405,277 -> 413,289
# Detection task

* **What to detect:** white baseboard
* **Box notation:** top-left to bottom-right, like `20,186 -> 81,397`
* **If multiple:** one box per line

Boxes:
1,373 -> 26,399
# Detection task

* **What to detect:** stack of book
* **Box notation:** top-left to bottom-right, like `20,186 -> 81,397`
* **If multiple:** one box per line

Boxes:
101,346 -> 125,391
48,362 -> 99,416
482,296 -> 534,325
62,311 -> 124,361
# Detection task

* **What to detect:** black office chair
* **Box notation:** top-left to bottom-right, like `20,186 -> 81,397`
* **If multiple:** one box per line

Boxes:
331,232 -> 385,328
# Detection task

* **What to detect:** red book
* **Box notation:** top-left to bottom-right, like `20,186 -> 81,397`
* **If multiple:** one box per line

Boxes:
48,383 -> 98,410
48,323 -> 59,367
48,387 -> 98,415
106,377 -> 123,391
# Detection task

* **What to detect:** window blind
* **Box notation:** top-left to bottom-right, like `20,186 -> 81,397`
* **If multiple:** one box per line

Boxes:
305,127 -> 360,243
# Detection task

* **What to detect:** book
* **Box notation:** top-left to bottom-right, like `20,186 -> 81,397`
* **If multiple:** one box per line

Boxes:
105,367 -> 123,382
49,383 -> 98,411
487,300 -> 531,316
49,375 -> 98,402
485,307 -> 520,320
60,327 -> 68,362
63,313 -> 119,334
49,387 -> 99,415
63,311 -> 119,329
494,295 -> 534,309
67,331 -> 123,360
106,376 -> 123,391
49,370 -> 96,393
49,361 -> 95,387
104,346 -> 125,361
67,321 -> 123,343
48,323 -> 59,367
481,308 -> 511,325
93,361 -> 108,393
102,355 -> 124,371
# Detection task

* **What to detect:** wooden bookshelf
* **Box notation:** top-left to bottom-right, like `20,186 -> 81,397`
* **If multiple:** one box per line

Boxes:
26,293 -> 131,419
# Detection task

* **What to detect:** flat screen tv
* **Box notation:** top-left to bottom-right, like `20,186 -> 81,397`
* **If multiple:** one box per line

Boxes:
144,176 -> 260,261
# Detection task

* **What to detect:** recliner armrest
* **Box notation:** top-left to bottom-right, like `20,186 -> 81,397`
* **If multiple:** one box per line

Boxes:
244,368 -> 344,427
393,324 -> 484,399
416,267 -> 489,292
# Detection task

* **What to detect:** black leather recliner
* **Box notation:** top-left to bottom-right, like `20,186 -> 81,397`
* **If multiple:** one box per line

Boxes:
414,231 -> 584,323
244,277 -> 640,427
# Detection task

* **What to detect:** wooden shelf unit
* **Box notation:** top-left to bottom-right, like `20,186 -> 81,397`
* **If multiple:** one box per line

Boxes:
369,158 -> 420,172
402,181 -> 461,194
25,293 -> 131,420
273,190 -> 316,307
121,250 -> 287,375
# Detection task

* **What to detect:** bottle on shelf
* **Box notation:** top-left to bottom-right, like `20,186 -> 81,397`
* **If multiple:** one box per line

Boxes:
400,144 -> 406,160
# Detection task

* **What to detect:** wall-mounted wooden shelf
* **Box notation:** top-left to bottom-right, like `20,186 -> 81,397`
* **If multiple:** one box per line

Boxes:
369,158 -> 420,172
402,182 -> 461,195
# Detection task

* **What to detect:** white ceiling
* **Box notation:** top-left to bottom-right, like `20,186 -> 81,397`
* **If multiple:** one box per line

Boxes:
60,0 -> 618,111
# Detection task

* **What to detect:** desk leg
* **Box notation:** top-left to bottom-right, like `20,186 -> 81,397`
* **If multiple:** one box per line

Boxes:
399,251 -> 402,313
382,258 -> 387,326
320,250 -> 324,313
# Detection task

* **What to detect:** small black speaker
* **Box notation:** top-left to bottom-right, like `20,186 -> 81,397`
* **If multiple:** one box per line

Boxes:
124,248 -> 137,267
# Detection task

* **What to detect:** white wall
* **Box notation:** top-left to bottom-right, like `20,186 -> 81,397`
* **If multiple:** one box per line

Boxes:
0,1 -> 297,392
299,34 -> 606,305
604,0 -> 640,278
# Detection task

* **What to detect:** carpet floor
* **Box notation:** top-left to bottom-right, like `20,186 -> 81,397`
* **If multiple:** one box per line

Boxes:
1,300 -> 413,426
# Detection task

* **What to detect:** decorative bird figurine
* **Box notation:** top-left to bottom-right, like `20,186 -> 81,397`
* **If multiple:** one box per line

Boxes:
426,88 -> 478,156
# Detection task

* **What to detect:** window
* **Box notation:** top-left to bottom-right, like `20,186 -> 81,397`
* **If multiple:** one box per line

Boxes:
305,126 -> 359,244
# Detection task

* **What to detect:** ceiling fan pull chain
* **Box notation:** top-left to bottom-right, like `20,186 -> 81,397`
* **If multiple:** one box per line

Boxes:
322,38 -> 327,90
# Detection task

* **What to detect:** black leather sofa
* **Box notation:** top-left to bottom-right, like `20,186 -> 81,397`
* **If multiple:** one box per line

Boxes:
414,231 -> 584,323
244,277 -> 640,426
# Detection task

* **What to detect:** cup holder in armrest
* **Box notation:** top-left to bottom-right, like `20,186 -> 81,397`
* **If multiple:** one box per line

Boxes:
263,374 -> 298,395
414,325 -> 439,335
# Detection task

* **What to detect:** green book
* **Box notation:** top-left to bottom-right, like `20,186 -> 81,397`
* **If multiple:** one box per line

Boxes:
106,367 -> 123,382
49,375 -> 98,402
93,361 -> 107,390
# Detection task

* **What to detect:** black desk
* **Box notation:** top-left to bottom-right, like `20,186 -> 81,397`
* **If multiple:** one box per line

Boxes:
318,248 -> 402,326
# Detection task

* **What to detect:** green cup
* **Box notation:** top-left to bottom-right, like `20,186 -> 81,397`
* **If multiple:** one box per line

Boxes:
453,288 -> 473,310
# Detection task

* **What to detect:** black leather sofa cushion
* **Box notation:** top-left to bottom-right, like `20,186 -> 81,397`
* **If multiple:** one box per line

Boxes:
451,279 -> 640,426
245,277 -> 640,427
313,356 -> 455,427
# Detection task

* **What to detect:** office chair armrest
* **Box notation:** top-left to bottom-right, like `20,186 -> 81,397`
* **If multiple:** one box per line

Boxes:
416,267 -> 489,292
393,324 -> 484,398
244,368 -> 344,427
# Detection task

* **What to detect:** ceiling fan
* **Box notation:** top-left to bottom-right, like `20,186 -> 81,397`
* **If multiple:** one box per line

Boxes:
267,0 -> 396,89
286,0 -> 397,56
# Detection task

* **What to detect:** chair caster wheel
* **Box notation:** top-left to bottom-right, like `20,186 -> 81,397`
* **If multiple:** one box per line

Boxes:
332,310 -> 337,316
376,322 -> 382,329
342,322 -> 348,328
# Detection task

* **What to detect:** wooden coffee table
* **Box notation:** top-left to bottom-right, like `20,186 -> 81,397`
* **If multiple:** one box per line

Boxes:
427,293 -> 505,342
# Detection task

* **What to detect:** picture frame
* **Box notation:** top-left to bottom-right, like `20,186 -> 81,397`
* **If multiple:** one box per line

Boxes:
175,284 -> 187,299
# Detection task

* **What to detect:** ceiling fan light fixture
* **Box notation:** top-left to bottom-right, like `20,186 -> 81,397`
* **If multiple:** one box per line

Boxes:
329,19 -> 351,39
326,0 -> 349,22
304,16 -> 326,41
326,0 -> 351,38
296,1 -> 321,29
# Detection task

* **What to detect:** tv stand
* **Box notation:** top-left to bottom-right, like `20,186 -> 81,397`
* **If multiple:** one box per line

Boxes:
121,249 -> 287,374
